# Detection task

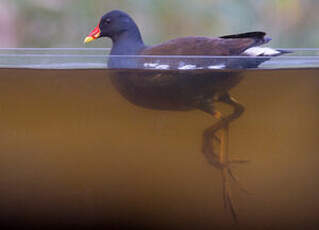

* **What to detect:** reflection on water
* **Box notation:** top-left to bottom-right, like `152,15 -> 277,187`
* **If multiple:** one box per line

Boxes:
0,68 -> 319,229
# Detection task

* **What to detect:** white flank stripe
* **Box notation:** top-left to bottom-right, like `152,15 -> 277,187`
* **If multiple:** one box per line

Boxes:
155,64 -> 170,70
144,63 -> 159,68
244,47 -> 280,56
208,64 -> 225,69
178,64 -> 197,70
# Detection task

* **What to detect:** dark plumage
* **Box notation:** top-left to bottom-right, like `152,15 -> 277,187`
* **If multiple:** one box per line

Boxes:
84,10 -> 288,222
84,10 -> 286,111
84,10 -> 286,69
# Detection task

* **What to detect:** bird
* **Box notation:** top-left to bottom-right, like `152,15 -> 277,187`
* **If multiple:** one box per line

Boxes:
84,10 -> 289,222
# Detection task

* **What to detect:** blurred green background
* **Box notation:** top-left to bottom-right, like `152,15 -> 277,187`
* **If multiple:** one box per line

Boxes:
1,0 -> 318,48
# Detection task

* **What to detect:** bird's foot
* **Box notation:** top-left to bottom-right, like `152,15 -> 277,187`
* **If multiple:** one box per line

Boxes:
219,159 -> 251,223
202,129 -> 251,222
204,153 -> 251,195
224,161 -> 251,195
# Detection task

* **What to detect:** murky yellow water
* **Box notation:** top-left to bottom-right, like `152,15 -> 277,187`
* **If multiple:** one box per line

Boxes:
0,68 -> 319,229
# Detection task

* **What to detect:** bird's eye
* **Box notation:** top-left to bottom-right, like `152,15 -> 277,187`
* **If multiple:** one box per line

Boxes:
105,18 -> 111,24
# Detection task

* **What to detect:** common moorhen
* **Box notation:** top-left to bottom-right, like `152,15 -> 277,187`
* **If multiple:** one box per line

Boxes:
84,10 -> 288,222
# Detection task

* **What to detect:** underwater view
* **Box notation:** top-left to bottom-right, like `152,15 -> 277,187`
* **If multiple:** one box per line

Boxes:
0,49 -> 319,229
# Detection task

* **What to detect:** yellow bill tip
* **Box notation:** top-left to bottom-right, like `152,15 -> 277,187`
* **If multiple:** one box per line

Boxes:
84,36 -> 95,44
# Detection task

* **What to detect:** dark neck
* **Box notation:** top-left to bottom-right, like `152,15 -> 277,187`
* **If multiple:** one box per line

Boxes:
110,27 -> 145,55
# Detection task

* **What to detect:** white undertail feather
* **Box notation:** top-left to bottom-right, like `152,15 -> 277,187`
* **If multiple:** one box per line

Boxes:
244,47 -> 281,56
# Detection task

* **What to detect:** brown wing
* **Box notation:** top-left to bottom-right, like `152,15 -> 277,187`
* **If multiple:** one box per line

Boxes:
141,32 -> 269,56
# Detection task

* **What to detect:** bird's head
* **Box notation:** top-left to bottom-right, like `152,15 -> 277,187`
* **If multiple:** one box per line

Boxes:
84,10 -> 138,43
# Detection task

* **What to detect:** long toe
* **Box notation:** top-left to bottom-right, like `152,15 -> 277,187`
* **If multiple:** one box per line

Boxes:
226,167 -> 252,195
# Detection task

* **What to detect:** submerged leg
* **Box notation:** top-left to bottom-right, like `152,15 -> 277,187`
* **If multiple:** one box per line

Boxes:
220,124 -> 239,222
200,93 -> 246,222
201,93 -> 245,167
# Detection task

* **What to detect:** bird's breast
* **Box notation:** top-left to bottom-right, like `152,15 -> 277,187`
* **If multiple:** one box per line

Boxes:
108,70 -> 243,111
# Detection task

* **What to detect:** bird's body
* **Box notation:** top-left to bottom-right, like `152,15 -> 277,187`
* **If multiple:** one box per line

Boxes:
142,34 -> 269,56
84,10 -> 289,222
109,69 -> 242,111
85,11 -> 282,112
